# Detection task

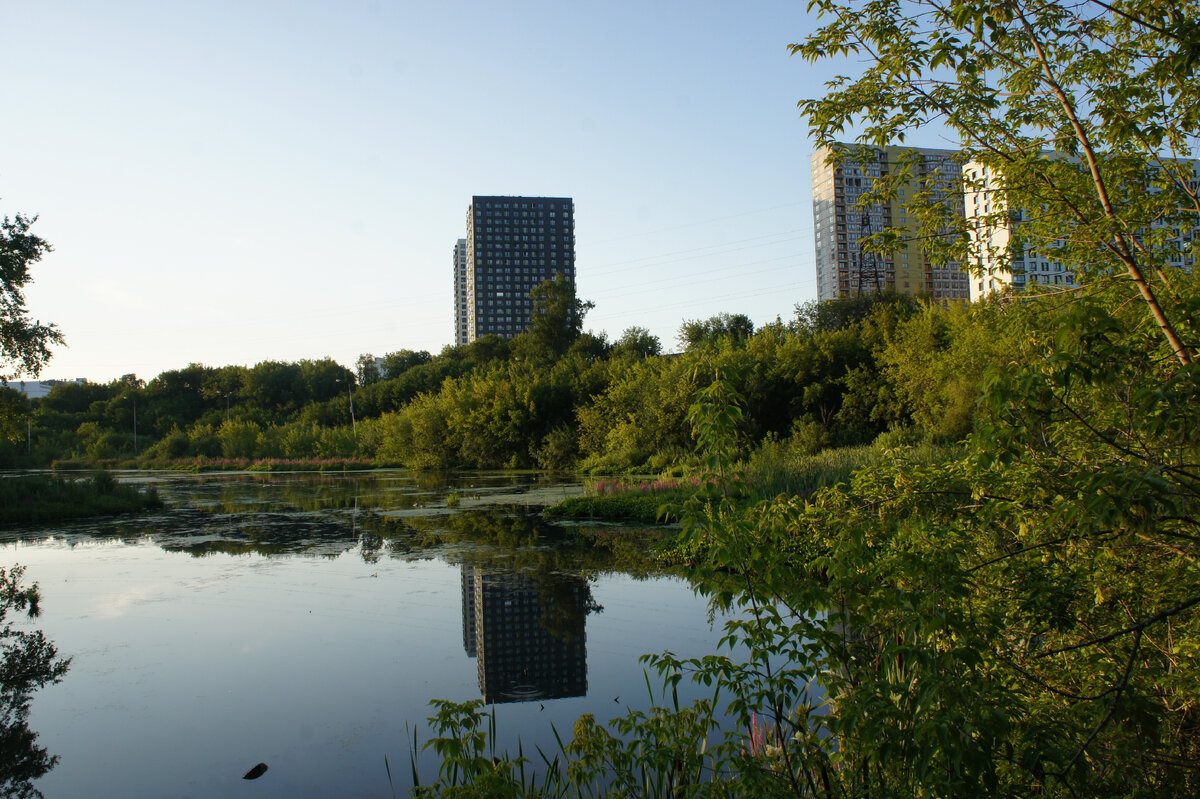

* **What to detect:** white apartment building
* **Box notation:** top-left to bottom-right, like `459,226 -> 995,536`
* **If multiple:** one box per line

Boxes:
1,378 -> 88,398
965,157 -> 1198,301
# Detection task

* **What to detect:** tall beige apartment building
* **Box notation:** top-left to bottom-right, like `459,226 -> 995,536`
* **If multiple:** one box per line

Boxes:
811,144 -> 970,302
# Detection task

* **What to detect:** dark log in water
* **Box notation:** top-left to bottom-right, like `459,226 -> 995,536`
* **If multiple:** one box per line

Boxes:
243,762 -> 269,780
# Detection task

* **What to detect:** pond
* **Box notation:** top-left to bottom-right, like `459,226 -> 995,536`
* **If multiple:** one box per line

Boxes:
3,470 -> 729,798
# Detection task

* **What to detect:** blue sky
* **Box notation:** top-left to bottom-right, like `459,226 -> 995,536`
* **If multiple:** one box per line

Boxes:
4,0 -> 868,382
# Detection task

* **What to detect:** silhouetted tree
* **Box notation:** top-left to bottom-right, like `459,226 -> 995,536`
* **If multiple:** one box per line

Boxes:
513,276 -> 594,362
0,211 -> 62,379
0,566 -> 71,798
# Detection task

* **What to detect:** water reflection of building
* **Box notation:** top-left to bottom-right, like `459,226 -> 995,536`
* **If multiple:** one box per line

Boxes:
460,565 -> 588,703
461,566 -> 477,657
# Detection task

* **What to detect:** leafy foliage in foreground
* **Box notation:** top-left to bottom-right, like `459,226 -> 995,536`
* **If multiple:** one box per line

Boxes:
680,277 -> 1200,797
414,270 -> 1200,796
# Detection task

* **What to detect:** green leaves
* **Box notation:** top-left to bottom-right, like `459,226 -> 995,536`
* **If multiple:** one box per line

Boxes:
0,212 -> 63,380
796,0 -> 1200,363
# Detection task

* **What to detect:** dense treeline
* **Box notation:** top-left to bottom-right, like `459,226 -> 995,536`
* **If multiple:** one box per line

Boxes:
0,287 -> 1012,472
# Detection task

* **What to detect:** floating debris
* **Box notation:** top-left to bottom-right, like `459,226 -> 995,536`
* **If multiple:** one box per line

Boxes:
243,762 -> 269,780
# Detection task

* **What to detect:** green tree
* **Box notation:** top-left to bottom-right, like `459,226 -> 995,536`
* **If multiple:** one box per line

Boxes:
217,418 -> 261,459
142,365 -> 208,434
39,382 -> 114,415
0,388 -> 31,466
1,212 -> 63,378
297,358 -> 354,404
355,353 -> 380,386
513,276 -> 594,362
380,349 -> 432,378
878,298 -> 1007,440
0,387 -> 30,445
677,313 -> 754,350
576,354 -> 698,470
792,0 -> 1200,364
794,291 -> 913,336
243,361 -> 307,414
613,326 -> 662,359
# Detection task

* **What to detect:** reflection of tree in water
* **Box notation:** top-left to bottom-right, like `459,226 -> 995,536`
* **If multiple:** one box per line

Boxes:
168,471 -> 543,516
1,474 -> 668,579
400,507 -> 664,579
1,567 -> 70,799
185,473 -> 421,514
110,499 -> 667,579
2,476 -> 669,620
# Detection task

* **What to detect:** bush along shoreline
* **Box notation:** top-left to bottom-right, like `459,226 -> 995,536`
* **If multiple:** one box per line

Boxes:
0,472 -> 163,524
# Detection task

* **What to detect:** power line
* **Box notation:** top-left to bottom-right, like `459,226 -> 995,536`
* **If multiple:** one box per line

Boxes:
587,228 -> 813,276
587,202 -> 808,245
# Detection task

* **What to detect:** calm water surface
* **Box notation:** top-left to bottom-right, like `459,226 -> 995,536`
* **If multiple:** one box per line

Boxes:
4,471 -> 728,798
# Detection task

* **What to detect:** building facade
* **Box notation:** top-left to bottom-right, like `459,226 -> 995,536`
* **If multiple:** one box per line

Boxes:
1,378 -> 88,399
811,145 -> 970,302
457,196 -> 576,343
962,161 -> 1052,301
453,238 -> 469,346
460,565 -> 588,703
963,157 -> 1198,301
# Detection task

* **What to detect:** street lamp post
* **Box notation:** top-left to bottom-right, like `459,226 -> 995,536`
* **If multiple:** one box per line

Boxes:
130,394 -> 138,457
336,377 -> 358,438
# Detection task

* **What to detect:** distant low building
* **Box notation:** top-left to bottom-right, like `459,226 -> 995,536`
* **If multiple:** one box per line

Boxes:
1,378 -> 88,399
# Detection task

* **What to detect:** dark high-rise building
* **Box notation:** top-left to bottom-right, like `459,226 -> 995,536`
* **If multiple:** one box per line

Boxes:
458,196 -> 575,343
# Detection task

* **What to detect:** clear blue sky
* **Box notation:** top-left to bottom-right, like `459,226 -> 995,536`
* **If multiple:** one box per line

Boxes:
2,0 -> 879,382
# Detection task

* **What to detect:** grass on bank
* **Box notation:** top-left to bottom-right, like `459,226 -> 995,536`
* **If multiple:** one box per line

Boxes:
742,427 -> 964,500
544,477 -> 699,523
544,431 -> 964,569
0,472 -> 163,524
545,439 -> 889,525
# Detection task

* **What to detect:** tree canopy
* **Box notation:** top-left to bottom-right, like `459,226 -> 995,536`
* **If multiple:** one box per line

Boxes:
0,212 -> 62,378
677,313 -> 754,350
513,275 -> 594,362
792,0 -> 1200,363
